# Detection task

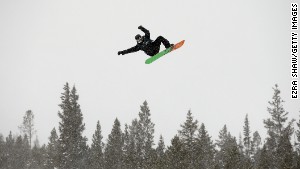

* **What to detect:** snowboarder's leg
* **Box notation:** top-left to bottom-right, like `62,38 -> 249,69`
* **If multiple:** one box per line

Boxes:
153,36 -> 171,49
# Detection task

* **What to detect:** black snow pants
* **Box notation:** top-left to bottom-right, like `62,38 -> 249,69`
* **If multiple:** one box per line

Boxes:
149,36 -> 171,56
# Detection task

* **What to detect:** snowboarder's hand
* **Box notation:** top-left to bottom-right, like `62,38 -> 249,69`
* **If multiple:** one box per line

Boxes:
138,25 -> 143,30
118,51 -> 124,55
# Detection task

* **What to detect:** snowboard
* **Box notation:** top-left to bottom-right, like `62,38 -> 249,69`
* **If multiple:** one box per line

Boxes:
145,40 -> 185,64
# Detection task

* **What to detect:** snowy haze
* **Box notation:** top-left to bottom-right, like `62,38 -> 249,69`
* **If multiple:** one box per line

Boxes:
0,0 -> 299,145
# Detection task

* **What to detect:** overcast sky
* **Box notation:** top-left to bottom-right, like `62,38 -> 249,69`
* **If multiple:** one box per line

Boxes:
0,0 -> 299,146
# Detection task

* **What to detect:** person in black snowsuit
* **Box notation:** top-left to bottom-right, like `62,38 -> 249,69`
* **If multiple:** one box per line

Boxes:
118,26 -> 173,57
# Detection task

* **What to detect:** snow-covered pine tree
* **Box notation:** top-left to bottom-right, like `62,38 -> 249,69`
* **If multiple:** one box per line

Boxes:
276,125 -> 294,169
136,101 -> 155,169
123,119 -> 139,169
57,83 -> 87,169
251,131 -> 261,168
15,136 -> 26,169
45,128 -> 59,169
40,145 -> 47,168
243,114 -> 251,158
19,110 -> 36,148
9,134 -> 30,169
263,84 -> 294,168
238,133 -> 243,154
90,120 -> 104,169
238,133 -> 249,169
264,84 -> 292,143
215,125 -> 228,168
104,118 -> 123,169
242,114 -> 252,168
5,131 -> 15,169
216,125 -> 228,149
223,134 -> 241,168
257,144 -> 272,169
30,142 -> 46,169
30,137 -> 40,169
165,135 -> 188,169
195,123 -> 215,169
155,135 -> 166,169
23,134 -> 31,168
122,124 -> 131,169
252,131 -> 261,153
178,110 -> 198,168
215,125 -> 241,168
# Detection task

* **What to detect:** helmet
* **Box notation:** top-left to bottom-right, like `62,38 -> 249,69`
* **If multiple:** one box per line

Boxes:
135,34 -> 142,43
135,34 -> 141,40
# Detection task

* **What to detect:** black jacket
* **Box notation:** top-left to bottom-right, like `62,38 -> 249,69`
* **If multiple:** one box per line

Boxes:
122,27 -> 159,56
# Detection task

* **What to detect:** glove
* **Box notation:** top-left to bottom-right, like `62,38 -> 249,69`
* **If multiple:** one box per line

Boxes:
138,25 -> 143,30
118,51 -> 124,55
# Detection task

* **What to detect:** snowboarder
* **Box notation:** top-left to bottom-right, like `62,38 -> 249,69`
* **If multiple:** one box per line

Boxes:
118,26 -> 173,57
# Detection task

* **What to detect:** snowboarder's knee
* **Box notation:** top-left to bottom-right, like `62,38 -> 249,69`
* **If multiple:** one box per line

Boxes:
157,36 -> 164,40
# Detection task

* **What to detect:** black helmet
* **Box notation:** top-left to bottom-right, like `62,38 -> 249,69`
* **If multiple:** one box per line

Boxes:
135,34 -> 143,43
135,34 -> 141,40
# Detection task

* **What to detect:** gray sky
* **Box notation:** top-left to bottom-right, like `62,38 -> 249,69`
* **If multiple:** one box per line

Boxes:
0,0 -> 299,146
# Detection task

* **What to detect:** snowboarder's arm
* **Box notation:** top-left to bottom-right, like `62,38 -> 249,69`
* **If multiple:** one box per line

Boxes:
138,26 -> 150,39
119,45 -> 140,55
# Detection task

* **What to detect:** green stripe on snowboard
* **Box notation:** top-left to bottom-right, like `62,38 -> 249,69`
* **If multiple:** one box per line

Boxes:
145,47 -> 172,64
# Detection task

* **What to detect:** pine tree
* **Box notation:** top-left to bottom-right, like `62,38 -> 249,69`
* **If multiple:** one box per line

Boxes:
19,110 -> 36,148
215,126 -> 241,168
40,145 -> 47,168
57,83 -> 87,169
14,136 -> 25,169
252,131 -> 261,155
238,133 -> 244,155
30,137 -> 39,169
264,84 -> 290,142
30,141 -> 46,169
238,133 -> 249,169
257,144 -> 271,169
23,134 -> 31,168
104,118 -> 123,169
123,120 -> 139,169
165,135 -> 188,169
216,125 -> 228,148
79,136 -> 89,169
45,128 -> 59,169
5,131 -> 15,169
122,124 -> 131,169
276,125 -> 294,168
223,134 -> 241,169
251,131 -> 262,168
243,114 -> 251,157
195,123 -> 215,169
155,135 -> 166,169
215,125 -> 228,169
90,120 -> 104,169
178,110 -> 198,168
264,132 -> 277,168
263,84 -> 294,168
242,114 -> 252,168
9,134 -> 30,169
136,101 -> 155,169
